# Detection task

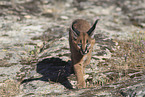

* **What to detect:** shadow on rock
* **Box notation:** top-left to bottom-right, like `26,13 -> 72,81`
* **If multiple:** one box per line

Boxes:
21,57 -> 74,89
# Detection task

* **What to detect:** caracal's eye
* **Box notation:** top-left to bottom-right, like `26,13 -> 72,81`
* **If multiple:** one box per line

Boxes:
77,40 -> 82,47
77,43 -> 82,47
86,43 -> 90,47
86,42 -> 91,48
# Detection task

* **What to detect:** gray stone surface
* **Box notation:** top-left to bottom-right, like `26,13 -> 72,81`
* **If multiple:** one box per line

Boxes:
0,0 -> 145,96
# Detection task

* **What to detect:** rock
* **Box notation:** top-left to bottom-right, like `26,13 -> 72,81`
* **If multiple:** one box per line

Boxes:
0,65 -> 22,82
21,80 -> 65,95
24,15 -> 31,19
60,16 -> 69,20
0,0 -> 145,96
117,0 -> 145,28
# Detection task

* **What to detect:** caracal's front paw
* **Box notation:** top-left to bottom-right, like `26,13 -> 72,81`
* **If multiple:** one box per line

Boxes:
77,81 -> 86,89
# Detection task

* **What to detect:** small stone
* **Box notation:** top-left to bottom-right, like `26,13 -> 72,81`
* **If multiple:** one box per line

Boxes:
116,7 -> 121,11
60,16 -> 69,20
84,74 -> 89,80
45,9 -> 53,13
24,15 -> 31,19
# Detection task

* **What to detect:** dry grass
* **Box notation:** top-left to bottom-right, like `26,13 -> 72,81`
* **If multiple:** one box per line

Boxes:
110,31 -> 145,71
0,79 -> 20,97
94,31 -> 145,85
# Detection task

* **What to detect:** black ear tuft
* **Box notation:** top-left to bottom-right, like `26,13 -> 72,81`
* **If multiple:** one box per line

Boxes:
71,22 -> 80,37
87,19 -> 99,37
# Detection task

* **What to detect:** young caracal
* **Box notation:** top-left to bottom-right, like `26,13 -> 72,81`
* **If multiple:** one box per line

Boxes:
69,19 -> 99,89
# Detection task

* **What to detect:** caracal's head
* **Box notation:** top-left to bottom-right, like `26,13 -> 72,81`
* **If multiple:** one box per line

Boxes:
70,19 -> 99,55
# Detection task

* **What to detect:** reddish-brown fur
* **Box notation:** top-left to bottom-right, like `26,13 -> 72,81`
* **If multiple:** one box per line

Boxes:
69,19 -> 99,89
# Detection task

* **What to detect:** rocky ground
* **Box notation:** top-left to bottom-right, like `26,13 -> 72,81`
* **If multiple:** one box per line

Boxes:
0,0 -> 145,96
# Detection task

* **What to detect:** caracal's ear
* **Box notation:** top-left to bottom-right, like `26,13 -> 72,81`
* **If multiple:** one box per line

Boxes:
71,22 -> 80,40
87,19 -> 99,38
